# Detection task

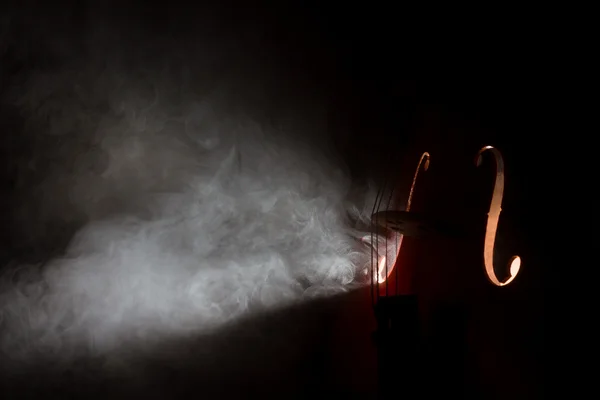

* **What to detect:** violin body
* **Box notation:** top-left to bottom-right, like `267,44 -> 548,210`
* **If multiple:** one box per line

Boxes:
327,111 -> 543,399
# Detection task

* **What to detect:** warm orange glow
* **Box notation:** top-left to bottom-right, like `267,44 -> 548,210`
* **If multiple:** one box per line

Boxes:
361,234 -> 400,284
406,152 -> 430,211
476,146 -> 521,286
370,152 -> 430,284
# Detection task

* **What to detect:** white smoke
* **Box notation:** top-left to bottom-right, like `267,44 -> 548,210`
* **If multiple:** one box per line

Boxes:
0,3 -> 379,397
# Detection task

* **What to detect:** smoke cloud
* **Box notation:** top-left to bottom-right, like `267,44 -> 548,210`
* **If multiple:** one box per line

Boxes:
0,2 -> 378,397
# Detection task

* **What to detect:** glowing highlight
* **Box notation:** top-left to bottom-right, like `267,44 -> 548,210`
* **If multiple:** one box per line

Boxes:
369,152 -> 430,284
476,146 -> 521,286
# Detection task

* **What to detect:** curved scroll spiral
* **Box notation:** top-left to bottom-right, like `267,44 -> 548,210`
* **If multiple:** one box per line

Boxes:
476,146 -> 521,286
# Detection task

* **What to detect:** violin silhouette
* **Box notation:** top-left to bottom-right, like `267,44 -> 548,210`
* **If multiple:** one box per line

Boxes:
371,145 -> 521,290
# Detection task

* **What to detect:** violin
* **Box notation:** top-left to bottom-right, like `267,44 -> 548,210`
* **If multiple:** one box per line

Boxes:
327,112 -> 540,399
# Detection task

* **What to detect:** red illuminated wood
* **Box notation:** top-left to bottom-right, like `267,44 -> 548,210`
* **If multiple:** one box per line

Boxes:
372,152 -> 430,283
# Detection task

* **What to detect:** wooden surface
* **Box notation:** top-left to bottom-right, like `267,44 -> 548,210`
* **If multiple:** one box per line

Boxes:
326,110 -> 544,398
